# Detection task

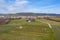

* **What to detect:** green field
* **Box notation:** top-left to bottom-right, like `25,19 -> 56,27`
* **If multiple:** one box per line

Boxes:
40,18 -> 60,40
0,19 -> 55,40
51,17 -> 60,21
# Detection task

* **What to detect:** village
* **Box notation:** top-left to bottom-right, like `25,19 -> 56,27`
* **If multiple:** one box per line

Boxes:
0,13 -> 60,29
0,13 -> 57,24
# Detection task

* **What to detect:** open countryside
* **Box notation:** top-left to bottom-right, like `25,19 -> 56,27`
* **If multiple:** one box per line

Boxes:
0,13 -> 60,40
0,0 -> 60,40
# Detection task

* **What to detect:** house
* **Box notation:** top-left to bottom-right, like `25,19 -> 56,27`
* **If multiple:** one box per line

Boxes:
26,18 -> 35,22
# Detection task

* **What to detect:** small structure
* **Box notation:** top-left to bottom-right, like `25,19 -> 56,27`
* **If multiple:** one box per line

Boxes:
26,18 -> 35,22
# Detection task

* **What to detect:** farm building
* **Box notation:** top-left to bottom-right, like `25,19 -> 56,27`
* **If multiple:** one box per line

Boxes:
26,18 -> 35,22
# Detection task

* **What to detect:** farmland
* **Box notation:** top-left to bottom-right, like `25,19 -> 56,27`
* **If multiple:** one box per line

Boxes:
44,17 -> 60,22
40,18 -> 60,40
0,19 -> 55,40
50,17 -> 60,22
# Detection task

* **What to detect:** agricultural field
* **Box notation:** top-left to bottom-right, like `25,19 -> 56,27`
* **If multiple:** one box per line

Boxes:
51,17 -> 60,21
0,19 -> 55,40
40,18 -> 60,40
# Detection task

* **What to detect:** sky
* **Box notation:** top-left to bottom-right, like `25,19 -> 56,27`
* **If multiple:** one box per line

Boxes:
0,0 -> 60,14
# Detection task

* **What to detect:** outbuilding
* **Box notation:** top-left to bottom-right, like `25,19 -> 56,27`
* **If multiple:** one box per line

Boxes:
26,18 -> 35,22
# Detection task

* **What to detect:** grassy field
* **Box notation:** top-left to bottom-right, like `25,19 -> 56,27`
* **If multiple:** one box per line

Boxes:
39,18 -> 60,40
0,19 -> 55,40
51,17 -> 60,21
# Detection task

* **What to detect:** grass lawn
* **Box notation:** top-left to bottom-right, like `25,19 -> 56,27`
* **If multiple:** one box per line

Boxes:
0,19 -> 55,40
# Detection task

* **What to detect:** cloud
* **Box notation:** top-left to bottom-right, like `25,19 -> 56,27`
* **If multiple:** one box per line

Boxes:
0,0 -> 60,14
0,0 -> 29,13
6,0 -> 29,12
